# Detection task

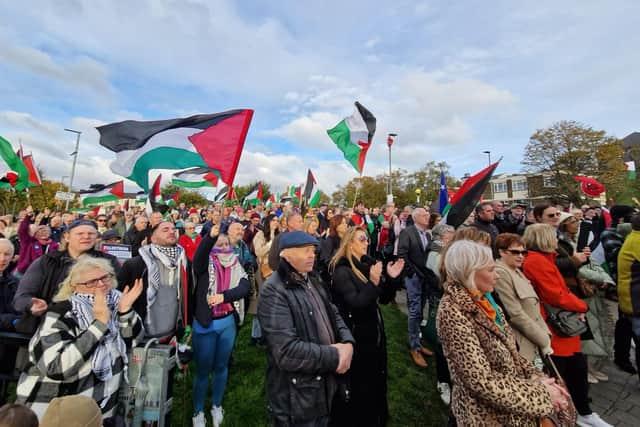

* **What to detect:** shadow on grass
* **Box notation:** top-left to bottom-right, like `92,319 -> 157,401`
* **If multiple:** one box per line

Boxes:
169,305 -> 448,426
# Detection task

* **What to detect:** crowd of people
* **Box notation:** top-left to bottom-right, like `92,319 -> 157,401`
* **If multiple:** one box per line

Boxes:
0,197 -> 638,427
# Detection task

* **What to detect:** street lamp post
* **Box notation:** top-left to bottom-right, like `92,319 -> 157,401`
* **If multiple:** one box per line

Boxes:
482,150 -> 492,166
64,129 -> 82,210
387,133 -> 397,204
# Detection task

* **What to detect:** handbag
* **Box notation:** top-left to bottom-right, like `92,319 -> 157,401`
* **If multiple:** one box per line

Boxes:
539,355 -> 577,427
543,304 -> 587,337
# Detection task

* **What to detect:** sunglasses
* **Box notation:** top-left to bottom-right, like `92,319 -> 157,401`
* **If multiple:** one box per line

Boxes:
76,273 -> 114,288
357,235 -> 369,242
506,249 -> 528,256
546,212 -> 561,218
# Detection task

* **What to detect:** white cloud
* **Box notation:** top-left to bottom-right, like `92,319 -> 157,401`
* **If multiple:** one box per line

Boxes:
264,112 -> 340,148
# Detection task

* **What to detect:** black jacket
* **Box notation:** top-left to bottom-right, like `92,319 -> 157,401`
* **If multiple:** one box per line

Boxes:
397,225 -> 432,280
257,260 -> 354,425
123,227 -> 149,257
0,272 -> 19,330
330,256 -> 395,426
192,235 -> 250,328
472,218 -> 499,245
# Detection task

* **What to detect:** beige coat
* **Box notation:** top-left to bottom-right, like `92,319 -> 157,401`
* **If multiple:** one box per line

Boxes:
494,260 -> 551,362
437,282 -> 553,426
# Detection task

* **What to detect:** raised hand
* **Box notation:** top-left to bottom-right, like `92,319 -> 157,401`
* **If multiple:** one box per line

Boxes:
369,262 -> 383,286
93,289 -> 110,325
119,278 -> 144,313
210,224 -> 220,238
386,259 -> 405,279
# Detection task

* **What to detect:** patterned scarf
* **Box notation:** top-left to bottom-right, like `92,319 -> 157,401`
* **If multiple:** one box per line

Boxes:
208,248 -> 247,321
70,291 -> 128,382
468,289 -> 505,332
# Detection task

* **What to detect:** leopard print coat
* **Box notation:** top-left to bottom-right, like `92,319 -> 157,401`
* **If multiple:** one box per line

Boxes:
436,282 -> 554,426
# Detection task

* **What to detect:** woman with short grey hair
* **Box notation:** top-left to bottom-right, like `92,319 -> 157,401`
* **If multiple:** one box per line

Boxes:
437,240 -> 566,426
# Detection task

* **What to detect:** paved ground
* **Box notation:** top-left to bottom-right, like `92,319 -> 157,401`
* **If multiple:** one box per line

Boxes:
393,289 -> 640,426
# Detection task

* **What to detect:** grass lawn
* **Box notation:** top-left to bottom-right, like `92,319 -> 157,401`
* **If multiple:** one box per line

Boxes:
171,305 -> 448,426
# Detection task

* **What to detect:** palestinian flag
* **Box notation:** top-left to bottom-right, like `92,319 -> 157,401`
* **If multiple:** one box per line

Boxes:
172,167 -> 219,188
213,185 -> 228,203
146,174 -> 163,215
303,169 -> 321,207
98,109 -> 254,190
0,136 -> 29,191
166,191 -> 179,207
625,160 -> 636,180
242,182 -> 263,208
283,185 -> 301,204
135,191 -> 148,203
16,145 -> 42,187
442,161 -> 500,228
265,193 -> 277,207
79,181 -> 125,206
327,102 -> 376,174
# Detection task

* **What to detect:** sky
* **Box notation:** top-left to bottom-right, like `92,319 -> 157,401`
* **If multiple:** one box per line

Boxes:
1,0 -> 639,198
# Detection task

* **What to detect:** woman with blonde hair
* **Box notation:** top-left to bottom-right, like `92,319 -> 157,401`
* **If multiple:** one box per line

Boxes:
328,226 -> 404,426
16,257 -> 143,421
437,240 -> 566,426
303,215 -> 320,238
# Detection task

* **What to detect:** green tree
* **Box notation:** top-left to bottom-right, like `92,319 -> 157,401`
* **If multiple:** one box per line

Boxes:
522,121 -> 622,205
233,182 -> 271,206
161,183 -> 209,208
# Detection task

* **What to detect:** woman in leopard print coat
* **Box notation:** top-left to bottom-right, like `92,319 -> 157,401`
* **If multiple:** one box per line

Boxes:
436,240 -> 558,426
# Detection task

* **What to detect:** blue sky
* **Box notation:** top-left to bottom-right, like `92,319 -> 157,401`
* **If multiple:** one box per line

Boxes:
1,0 -> 639,197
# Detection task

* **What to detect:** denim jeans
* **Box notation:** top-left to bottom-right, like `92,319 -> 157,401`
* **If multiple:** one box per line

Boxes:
192,316 -> 237,413
405,274 -> 428,350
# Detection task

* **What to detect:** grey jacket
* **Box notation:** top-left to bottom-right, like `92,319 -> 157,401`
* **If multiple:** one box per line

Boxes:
257,259 -> 354,425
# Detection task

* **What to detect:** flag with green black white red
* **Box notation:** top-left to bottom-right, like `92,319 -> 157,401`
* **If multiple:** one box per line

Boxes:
97,109 -> 253,191
172,167 -> 219,188
242,182 -> 263,208
303,169 -> 321,208
79,181 -> 125,206
327,102 -> 376,174
442,161 -> 499,228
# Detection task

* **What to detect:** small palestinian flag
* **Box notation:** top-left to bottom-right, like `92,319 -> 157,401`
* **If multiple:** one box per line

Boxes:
79,181 -> 125,207
172,167 -> 219,188
442,161 -> 500,228
265,193 -> 277,207
327,102 -> 376,174
146,174 -> 163,215
0,135 -> 29,191
166,191 -> 179,207
135,191 -> 147,203
625,160 -> 636,180
303,169 -> 321,208
98,109 -> 253,190
242,182 -> 263,208
213,185 -> 228,203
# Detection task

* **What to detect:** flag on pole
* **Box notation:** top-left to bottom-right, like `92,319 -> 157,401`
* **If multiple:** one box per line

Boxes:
97,109 -> 253,191
303,169 -> 321,208
265,193 -> 277,207
574,176 -> 606,197
442,161 -> 500,228
22,154 -> 42,186
146,174 -> 162,215
438,171 -> 448,215
327,102 -> 376,174
625,160 -> 636,180
0,136 -> 29,191
166,191 -> 179,207
79,181 -> 125,206
242,182 -> 263,208
387,133 -> 396,148
228,186 -> 237,201
135,191 -> 148,203
287,185 -> 302,205
172,167 -> 219,188
213,185 -> 229,203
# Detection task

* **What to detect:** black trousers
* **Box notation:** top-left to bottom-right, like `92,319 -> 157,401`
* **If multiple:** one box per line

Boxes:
551,353 -> 591,416
614,311 -> 633,363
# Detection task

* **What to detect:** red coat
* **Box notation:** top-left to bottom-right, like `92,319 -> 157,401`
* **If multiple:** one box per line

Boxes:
178,234 -> 202,261
522,251 -> 588,356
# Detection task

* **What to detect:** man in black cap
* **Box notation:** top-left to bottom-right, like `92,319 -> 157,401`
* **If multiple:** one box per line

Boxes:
258,231 -> 354,426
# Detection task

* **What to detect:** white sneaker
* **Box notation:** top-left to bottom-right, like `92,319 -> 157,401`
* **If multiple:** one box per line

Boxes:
587,372 -> 599,384
211,406 -> 224,427
591,370 -> 609,381
192,412 -> 206,427
576,412 -> 613,427
437,382 -> 451,406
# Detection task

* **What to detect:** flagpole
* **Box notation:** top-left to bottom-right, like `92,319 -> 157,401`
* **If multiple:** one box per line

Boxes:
64,128 -> 82,211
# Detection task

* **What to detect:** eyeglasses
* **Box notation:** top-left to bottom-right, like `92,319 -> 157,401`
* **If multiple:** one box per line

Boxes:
506,249 -> 528,256
357,235 -> 369,242
546,212 -> 561,218
97,219 -> 106,223
76,273 -> 114,288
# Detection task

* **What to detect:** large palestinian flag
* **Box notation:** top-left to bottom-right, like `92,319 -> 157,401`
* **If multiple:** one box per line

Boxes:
327,102 -> 376,174
172,167 -> 219,188
98,109 -> 253,191
303,169 -> 321,207
79,181 -> 125,206
443,161 -> 499,228
0,136 -> 29,191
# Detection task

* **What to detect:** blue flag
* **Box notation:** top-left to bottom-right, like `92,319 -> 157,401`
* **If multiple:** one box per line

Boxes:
439,171 -> 448,215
